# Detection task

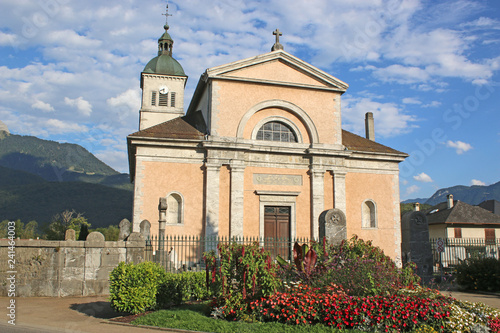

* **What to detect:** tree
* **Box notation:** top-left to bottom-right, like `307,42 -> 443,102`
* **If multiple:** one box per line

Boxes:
0,219 -> 39,239
93,225 -> 120,241
78,224 -> 89,240
43,210 -> 91,240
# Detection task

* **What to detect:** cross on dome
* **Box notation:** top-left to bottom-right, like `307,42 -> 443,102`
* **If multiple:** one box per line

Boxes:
162,1 -> 172,29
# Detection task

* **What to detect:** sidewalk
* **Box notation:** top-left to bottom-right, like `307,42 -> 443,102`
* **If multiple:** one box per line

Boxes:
0,296 -> 180,332
1,291 -> 500,332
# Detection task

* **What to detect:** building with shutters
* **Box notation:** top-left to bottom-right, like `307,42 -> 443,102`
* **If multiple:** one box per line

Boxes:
425,195 -> 500,240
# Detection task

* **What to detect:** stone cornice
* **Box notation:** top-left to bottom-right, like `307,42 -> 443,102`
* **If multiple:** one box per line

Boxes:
205,50 -> 348,91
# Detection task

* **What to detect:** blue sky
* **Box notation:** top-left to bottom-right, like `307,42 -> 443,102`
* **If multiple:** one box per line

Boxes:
0,0 -> 498,200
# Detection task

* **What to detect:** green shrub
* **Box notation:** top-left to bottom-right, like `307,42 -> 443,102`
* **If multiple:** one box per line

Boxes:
456,257 -> 500,291
157,271 -> 210,306
109,261 -> 167,314
279,236 -> 421,296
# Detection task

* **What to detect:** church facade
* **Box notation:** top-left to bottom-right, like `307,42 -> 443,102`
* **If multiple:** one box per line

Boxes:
127,25 -> 408,260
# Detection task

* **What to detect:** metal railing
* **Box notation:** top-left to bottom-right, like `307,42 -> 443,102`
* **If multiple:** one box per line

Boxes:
430,237 -> 500,269
145,235 -> 311,273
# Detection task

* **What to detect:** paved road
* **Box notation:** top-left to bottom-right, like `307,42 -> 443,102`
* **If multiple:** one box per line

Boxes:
0,291 -> 499,332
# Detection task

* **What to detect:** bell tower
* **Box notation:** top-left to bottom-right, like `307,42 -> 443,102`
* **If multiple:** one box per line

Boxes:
139,3 -> 187,130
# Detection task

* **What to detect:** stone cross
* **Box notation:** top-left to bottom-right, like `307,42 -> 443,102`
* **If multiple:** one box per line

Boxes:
273,29 -> 282,43
271,28 -> 284,51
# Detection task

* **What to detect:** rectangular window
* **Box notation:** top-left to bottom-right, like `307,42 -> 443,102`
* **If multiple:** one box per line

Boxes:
151,91 -> 157,106
170,92 -> 176,107
454,227 -> 462,238
485,228 -> 495,245
159,92 -> 168,106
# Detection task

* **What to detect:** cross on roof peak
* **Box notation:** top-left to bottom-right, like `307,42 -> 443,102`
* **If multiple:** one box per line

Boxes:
271,28 -> 284,52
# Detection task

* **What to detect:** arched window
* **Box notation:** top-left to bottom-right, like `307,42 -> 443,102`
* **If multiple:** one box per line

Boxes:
362,200 -> 377,228
166,192 -> 183,224
256,121 -> 298,143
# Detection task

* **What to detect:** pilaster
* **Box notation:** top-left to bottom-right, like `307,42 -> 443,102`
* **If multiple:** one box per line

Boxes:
229,161 -> 245,237
333,171 -> 347,214
204,163 -> 220,238
310,166 -> 325,239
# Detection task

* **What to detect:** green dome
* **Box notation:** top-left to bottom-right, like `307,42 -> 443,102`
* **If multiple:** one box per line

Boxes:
143,54 -> 186,76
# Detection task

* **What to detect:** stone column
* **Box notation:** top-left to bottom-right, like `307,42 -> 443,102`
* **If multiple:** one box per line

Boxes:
205,164 -> 220,238
229,162 -> 245,237
333,171 -> 347,214
158,197 -> 167,238
310,166 -> 324,239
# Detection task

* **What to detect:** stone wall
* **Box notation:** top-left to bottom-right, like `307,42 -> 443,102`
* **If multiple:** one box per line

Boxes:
0,232 -> 145,297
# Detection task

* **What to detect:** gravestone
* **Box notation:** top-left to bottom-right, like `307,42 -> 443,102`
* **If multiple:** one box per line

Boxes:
65,229 -> 76,241
87,231 -> 105,246
401,211 -> 433,285
140,220 -> 151,239
118,219 -> 131,241
319,208 -> 347,245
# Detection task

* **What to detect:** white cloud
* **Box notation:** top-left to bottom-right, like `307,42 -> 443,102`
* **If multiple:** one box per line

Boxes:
32,100 -> 54,112
95,150 -> 128,173
405,185 -> 420,196
446,140 -> 473,154
422,101 -> 442,108
64,97 -> 93,117
413,172 -> 433,183
471,179 -> 486,186
369,64 -> 431,84
107,88 -> 141,112
402,97 -> 421,105
342,97 -> 417,137
45,119 -> 88,134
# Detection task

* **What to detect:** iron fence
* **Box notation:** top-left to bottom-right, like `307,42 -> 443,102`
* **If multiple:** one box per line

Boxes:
145,235 -> 312,273
430,238 -> 500,270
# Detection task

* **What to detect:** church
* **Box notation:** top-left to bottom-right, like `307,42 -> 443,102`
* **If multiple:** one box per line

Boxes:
127,20 -> 408,260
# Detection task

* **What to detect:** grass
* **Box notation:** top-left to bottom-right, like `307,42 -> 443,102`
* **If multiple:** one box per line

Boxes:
131,302 -> 363,333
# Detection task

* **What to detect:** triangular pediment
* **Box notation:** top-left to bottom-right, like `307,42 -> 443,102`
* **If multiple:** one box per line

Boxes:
205,50 -> 348,92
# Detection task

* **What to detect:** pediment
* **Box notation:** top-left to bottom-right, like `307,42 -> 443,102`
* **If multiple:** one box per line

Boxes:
205,50 -> 348,92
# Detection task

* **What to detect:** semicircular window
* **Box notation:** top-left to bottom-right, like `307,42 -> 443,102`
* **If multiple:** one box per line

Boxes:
256,121 -> 298,143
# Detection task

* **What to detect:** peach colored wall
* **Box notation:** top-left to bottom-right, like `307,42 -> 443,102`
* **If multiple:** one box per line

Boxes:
140,161 -> 205,237
212,80 -> 341,145
242,166 -> 312,238
219,165 -> 231,237
226,60 -> 329,87
324,171 -> 334,210
345,172 -> 398,257
242,107 -> 311,143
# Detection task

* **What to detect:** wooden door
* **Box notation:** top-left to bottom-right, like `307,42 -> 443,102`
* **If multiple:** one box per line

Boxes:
264,206 -> 290,258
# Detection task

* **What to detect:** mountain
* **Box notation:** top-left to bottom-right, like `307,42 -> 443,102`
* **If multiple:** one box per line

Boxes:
403,181 -> 500,206
0,131 -> 133,227
401,198 -> 428,204
424,181 -> 500,206
0,132 -> 132,190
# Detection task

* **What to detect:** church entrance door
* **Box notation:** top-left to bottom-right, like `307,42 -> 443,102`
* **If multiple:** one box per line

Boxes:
264,206 -> 290,258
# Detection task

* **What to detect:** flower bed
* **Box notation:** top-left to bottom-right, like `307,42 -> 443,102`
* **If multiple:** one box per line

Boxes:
249,284 -> 450,331
201,237 -> 500,332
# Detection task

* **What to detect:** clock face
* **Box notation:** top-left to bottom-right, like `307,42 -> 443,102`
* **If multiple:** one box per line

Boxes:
159,86 -> 169,94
